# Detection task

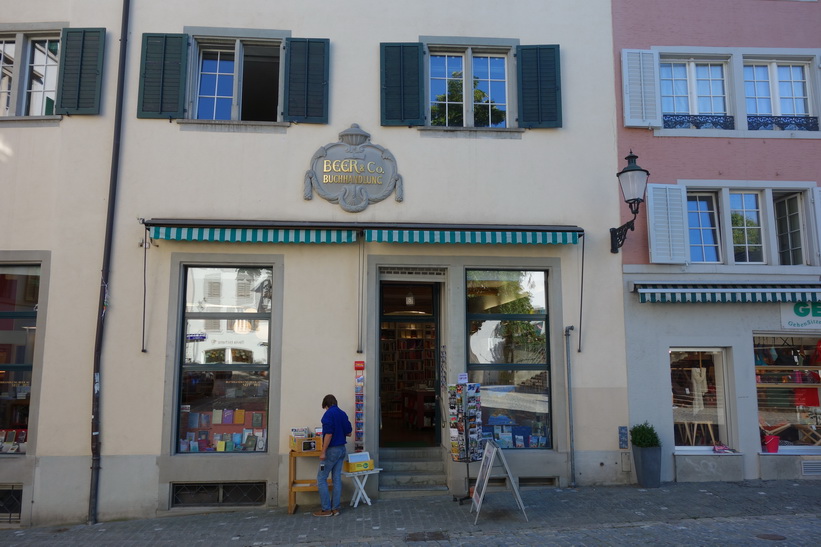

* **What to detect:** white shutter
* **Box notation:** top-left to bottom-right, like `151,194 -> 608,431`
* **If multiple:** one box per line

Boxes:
622,49 -> 662,128
647,184 -> 688,264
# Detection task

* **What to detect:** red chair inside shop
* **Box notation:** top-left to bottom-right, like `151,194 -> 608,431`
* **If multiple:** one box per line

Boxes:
759,416 -> 790,436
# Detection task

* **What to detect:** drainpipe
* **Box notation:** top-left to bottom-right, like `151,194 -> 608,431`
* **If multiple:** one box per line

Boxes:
88,0 -> 130,525
564,325 -> 576,488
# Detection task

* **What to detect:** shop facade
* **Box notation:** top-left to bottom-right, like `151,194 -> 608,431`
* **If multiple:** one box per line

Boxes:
2,0 -> 637,526
613,0 -> 821,482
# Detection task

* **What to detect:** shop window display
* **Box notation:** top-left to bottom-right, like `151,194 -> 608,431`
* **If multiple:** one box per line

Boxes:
177,267 -> 272,453
0,266 -> 38,455
670,349 -> 728,447
466,270 -> 550,449
754,336 -> 821,449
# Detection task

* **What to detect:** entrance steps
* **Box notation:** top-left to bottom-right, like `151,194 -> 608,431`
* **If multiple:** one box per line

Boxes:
378,447 -> 448,498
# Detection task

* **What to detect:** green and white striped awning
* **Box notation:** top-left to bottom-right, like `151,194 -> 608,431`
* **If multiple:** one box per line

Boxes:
634,283 -> 821,303
364,229 -> 579,245
148,226 -> 358,244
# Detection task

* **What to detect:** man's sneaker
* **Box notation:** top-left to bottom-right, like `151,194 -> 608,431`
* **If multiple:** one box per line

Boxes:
312,509 -> 334,517
331,509 -> 340,516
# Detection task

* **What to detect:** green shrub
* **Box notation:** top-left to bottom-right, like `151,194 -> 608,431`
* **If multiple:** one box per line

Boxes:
630,421 -> 661,447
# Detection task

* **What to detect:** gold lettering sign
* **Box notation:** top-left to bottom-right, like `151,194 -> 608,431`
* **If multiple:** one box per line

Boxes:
305,124 -> 403,212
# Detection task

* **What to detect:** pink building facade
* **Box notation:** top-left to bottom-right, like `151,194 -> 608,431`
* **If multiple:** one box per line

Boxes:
614,0 -> 821,482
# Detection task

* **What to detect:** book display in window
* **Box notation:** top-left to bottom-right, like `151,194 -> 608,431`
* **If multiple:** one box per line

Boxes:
179,405 -> 267,453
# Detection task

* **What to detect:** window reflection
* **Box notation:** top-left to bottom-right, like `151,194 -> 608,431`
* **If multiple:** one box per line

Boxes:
466,269 -> 550,449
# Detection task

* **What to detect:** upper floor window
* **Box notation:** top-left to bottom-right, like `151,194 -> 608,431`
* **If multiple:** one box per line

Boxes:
381,40 -> 561,129
137,29 -> 328,124
660,60 -> 732,129
648,183 -> 814,266
622,48 -> 819,134
429,50 -> 508,128
0,27 -> 105,118
745,62 -> 813,130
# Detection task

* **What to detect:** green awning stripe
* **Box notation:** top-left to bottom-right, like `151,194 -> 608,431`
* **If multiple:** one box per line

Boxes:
364,229 -> 578,245
149,226 -> 358,243
636,285 -> 821,303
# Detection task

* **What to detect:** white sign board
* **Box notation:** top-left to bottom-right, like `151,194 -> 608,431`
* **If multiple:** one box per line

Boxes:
781,303 -> 821,330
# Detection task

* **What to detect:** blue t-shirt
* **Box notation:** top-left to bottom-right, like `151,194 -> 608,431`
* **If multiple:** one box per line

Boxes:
321,404 -> 352,447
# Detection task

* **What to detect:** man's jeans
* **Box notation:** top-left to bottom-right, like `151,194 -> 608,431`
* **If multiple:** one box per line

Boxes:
317,444 -> 346,511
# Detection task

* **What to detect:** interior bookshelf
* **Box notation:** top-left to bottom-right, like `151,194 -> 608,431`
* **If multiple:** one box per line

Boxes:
380,322 -> 436,417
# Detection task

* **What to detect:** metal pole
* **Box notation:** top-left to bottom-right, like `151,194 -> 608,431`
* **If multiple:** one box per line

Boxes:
564,325 -> 576,488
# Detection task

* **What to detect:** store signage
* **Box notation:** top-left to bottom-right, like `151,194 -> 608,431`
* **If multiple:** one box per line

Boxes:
304,124 -> 403,212
186,333 -> 207,342
780,302 -> 821,329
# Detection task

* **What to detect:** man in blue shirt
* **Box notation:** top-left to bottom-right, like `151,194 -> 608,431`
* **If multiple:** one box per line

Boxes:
314,394 -> 352,517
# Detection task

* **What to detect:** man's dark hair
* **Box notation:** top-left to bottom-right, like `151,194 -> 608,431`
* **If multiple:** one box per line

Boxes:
322,394 -> 337,409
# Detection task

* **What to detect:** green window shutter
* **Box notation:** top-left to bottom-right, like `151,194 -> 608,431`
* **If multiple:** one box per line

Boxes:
380,43 -> 423,126
283,38 -> 329,124
55,28 -> 106,115
137,33 -> 188,119
517,44 -> 562,128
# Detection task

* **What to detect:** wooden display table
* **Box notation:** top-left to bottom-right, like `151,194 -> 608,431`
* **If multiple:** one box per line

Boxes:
288,450 -> 332,514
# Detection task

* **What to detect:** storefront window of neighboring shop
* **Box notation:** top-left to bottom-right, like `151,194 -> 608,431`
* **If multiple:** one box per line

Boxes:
754,336 -> 821,450
177,266 -> 272,454
466,270 -> 551,449
670,349 -> 729,448
0,266 -> 39,455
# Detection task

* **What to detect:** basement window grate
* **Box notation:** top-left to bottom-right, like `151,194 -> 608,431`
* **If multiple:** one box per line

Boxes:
0,485 -> 22,523
172,482 -> 266,507
801,461 -> 821,476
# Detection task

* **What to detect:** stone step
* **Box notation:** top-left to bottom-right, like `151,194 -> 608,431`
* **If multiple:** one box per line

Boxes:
378,471 -> 447,488
379,447 -> 441,460
378,485 -> 449,500
379,459 -> 445,473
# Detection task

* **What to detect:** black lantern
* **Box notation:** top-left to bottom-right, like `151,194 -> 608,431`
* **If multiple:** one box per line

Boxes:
610,151 -> 650,253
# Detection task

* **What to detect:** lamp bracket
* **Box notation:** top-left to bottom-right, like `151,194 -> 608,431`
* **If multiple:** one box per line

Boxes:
610,215 -> 636,253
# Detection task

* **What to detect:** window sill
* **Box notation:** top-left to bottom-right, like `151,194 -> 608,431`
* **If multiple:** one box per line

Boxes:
417,126 -> 525,139
674,447 -> 740,455
176,119 -> 291,133
653,127 -> 821,139
0,115 -> 62,127
760,447 -> 821,455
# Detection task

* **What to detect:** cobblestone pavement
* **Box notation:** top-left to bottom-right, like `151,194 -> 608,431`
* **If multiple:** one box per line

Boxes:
1,480 -> 819,546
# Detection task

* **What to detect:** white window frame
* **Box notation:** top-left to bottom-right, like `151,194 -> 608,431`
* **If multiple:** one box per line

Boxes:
622,46 -> 821,138
660,59 -> 729,116
0,25 -> 62,118
744,60 -> 811,117
421,36 -> 519,130
184,27 -> 290,124
191,37 -> 282,122
426,45 -> 512,128
648,180 -> 820,270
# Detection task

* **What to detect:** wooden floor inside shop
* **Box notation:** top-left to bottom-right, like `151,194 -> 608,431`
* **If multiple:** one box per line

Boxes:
379,415 -> 437,447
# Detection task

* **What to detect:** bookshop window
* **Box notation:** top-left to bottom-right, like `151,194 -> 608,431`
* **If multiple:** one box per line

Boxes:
177,266 -> 272,454
670,349 -> 729,448
754,335 -> 821,450
466,270 -> 550,449
0,265 -> 39,455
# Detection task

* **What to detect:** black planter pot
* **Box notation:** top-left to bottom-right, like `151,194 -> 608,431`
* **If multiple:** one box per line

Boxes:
632,445 -> 661,488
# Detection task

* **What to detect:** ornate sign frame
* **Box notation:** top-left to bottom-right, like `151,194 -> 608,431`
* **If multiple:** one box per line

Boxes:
304,124 -> 403,213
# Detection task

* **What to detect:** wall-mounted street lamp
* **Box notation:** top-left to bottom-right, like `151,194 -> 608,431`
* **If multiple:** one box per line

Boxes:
610,151 -> 650,253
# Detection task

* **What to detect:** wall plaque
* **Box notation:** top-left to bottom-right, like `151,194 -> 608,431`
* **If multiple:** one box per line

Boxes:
304,124 -> 403,212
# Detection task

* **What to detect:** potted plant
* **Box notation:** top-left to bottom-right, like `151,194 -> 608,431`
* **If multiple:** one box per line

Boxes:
630,421 -> 662,488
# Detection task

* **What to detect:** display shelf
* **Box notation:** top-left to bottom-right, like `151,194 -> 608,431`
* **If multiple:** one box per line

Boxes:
380,321 -> 436,418
402,389 -> 436,429
288,449 -> 332,514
